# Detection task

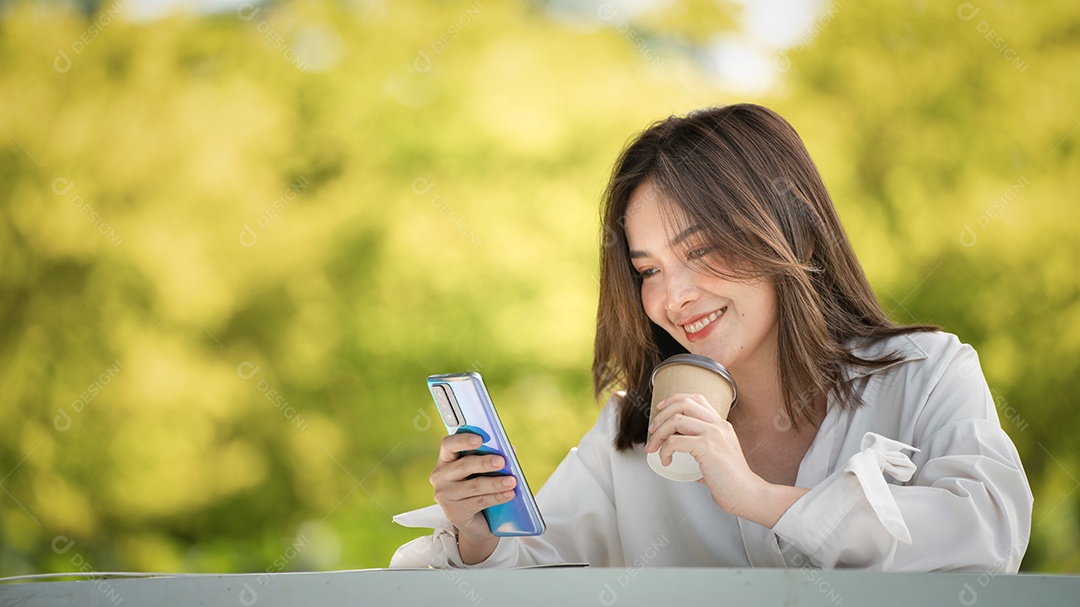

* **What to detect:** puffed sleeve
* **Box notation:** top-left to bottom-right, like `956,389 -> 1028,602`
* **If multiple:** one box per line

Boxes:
771,338 -> 1033,571
389,397 -> 624,568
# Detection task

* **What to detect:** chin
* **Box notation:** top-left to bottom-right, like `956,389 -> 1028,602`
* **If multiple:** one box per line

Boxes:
689,343 -> 734,367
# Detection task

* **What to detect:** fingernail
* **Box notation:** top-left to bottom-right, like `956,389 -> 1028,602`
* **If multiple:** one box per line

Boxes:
502,477 -> 515,488
490,456 -> 503,468
502,491 -> 515,500
470,435 -> 482,445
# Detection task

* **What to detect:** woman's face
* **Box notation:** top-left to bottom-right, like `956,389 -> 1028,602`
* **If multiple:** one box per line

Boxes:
624,180 -> 780,375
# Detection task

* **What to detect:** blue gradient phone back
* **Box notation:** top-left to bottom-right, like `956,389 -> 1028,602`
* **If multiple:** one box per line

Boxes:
426,373 -> 546,537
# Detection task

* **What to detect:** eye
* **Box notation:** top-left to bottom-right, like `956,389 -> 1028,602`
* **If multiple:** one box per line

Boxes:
687,245 -> 715,260
635,267 -> 658,279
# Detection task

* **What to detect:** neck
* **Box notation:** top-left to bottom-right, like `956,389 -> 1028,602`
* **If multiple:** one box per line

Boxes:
726,359 -> 785,425
722,330 -> 823,429
726,357 -> 827,432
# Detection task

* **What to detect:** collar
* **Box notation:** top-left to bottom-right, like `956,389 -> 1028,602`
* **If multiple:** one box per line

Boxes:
842,332 -> 929,382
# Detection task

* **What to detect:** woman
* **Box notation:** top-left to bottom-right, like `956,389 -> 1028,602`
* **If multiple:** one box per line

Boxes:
390,104 -> 1032,571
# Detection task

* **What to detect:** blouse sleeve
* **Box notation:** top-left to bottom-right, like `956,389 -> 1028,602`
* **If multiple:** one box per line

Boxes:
771,339 -> 1033,572
389,398 -> 624,568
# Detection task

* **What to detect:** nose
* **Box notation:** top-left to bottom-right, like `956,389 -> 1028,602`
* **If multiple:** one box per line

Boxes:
663,263 -> 700,314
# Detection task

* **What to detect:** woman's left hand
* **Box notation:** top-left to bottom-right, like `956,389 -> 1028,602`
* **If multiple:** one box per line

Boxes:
645,392 -> 766,519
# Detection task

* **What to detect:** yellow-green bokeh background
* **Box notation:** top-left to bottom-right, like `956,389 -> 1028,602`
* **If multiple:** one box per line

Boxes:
1,0 -> 1078,575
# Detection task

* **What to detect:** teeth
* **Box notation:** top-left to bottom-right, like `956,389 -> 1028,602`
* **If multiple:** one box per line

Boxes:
684,307 -> 726,334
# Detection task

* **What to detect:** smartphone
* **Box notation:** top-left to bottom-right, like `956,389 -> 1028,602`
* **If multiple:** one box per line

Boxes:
427,372 -> 546,537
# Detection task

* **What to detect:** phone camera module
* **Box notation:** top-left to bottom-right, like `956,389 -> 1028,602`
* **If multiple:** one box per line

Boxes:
432,384 -> 462,426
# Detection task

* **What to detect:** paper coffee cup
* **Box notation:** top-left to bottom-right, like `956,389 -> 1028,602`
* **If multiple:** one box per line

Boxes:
647,354 -> 737,482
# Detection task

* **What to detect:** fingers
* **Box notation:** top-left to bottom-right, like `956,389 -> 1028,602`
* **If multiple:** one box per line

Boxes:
656,434 -> 697,467
446,487 -> 517,540
448,482 -> 518,513
431,455 -> 517,531
431,447 -> 506,488
648,394 -> 720,436
655,393 -> 721,420
646,394 -> 733,454
646,413 -> 709,452
431,434 -> 519,530
440,471 -> 518,503
438,433 -> 484,463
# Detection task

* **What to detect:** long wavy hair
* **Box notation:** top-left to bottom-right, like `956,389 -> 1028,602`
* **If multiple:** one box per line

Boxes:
593,104 -> 937,451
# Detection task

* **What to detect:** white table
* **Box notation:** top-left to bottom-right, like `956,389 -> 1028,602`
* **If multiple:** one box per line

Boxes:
2,568 -> 1078,606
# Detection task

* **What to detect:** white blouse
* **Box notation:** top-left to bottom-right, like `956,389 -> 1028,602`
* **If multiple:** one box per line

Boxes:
390,331 -> 1033,571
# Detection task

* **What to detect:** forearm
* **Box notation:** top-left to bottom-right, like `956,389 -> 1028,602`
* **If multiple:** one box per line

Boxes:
735,480 -> 809,529
763,427 -> 1032,571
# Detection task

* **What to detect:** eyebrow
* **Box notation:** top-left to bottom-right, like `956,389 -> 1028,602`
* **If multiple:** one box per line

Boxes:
628,224 -> 703,259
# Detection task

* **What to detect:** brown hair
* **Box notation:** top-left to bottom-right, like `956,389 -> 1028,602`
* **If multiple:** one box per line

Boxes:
593,104 -> 937,451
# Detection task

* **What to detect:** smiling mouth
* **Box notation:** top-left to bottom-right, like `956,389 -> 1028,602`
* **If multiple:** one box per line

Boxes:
681,307 -> 727,335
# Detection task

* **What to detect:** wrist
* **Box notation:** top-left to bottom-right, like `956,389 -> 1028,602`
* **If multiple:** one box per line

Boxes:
751,482 -> 809,529
456,530 -> 499,565
728,474 -> 772,520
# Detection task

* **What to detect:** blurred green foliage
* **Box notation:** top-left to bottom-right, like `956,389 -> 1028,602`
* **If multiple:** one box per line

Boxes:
0,0 -> 1077,575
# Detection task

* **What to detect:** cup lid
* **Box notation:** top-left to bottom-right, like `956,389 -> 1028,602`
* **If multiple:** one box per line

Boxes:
650,353 -> 738,406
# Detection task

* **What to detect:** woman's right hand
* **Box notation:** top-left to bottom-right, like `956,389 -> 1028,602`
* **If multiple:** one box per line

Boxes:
430,432 -> 517,564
